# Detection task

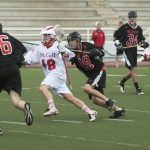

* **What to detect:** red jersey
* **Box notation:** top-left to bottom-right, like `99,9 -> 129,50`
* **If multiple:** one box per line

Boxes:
92,30 -> 105,48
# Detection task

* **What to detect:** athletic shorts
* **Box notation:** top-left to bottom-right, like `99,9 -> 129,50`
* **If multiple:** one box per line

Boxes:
41,73 -> 71,96
86,70 -> 106,99
124,49 -> 137,70
0,64 -> 22,95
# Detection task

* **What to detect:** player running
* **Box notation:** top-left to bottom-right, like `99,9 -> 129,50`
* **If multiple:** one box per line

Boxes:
67,31 -> 126,118
113,11 -> 149,95
0,23 -> 33,127
24,26 -> 97,122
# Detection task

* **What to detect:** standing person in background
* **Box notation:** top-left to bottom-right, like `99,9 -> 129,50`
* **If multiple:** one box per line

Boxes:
92,21 -> 105,49
114,21 -> 124,67
0,23 -> 33,130
113,11 -> 149,95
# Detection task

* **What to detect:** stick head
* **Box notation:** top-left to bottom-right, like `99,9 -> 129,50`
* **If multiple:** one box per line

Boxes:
54,24 -> 65,43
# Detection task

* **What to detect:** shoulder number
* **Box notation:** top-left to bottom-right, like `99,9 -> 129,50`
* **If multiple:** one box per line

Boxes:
0,35 -> 12,55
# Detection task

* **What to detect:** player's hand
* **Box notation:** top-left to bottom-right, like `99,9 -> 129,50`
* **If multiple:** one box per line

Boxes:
57,44 -> 66,53
114,40 -> 123,51
140,41 -> 149,49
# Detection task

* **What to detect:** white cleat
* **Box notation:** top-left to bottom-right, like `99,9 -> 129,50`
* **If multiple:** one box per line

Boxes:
43,107 -> 59,117
136,88 -> 144,95
118,81 -> 125,93
88,111 -> 97,122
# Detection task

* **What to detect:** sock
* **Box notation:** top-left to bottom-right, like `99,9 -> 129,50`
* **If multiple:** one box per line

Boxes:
82,105 -> 92,114
121,77 -> 128,84
48,100 -> 55,109
105,98 -> 110,106
134,82 -> 139,90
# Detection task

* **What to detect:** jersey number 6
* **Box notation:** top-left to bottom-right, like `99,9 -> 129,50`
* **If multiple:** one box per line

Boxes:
0,35 -> 12,55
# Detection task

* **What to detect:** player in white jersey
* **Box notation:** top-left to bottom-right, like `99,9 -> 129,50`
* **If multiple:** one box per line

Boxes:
25,26 -> 97,122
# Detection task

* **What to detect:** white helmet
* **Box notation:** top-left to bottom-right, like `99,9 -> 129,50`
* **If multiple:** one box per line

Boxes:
40,26 -> 56,48
40,26 -> 56,37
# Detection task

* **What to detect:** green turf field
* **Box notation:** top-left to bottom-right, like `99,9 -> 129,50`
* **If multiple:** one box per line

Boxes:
0,67 -> 150,150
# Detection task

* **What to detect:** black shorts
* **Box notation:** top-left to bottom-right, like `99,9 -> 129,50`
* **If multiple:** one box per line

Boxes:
124,49 -> 137,70
0,64 -> 22,95
86,70 -> 106,99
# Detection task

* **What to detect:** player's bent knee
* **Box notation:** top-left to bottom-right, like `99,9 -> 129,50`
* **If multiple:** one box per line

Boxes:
63,93 -> 74,101
83,85 -> 92,94
39,85 -> 47,92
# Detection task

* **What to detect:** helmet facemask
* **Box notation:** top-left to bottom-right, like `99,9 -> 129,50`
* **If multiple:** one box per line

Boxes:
128,11 -> 137,27
40,26 -> 56,48
67,32 -> 81,50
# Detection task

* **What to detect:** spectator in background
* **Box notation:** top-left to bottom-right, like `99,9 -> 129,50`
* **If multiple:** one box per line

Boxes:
92,21 -> 105,49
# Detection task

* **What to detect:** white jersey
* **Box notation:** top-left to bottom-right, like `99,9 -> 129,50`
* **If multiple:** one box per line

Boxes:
25,41 -> 74,79
25,41 -> 75,95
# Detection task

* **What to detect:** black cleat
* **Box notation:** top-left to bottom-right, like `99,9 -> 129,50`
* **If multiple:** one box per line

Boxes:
0,128 -> 3,135
24,103 -> 33,126
109,108 -> 126,119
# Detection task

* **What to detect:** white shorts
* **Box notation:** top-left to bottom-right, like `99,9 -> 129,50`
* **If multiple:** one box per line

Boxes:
41,73 -> 72,95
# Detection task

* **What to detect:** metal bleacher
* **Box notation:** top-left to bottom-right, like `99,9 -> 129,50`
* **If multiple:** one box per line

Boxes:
0,0 -> 149,43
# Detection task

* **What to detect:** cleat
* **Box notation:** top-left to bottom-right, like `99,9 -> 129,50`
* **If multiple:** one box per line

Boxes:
109,108 -> 126,119
43,107 -> 59,117
136,88 -> 144,95
0,128 -> 3,135
88,111 -> 97,122
106,99 -> 115,111
118,81 -> 125,93
24,103 -> 33,126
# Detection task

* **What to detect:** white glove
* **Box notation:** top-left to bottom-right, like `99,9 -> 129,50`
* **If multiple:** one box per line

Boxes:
114,40 -> 123,51
57,44 -> 67,53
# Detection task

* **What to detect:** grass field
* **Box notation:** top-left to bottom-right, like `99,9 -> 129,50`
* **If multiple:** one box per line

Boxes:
0,66 -> 150,150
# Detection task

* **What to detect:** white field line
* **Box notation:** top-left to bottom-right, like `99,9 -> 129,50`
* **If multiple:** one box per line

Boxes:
104,118 -> 134,122
52,119 -> 83,124
1,98 -> 150,114
126,109 -> 150,114
108,74 -> 147,77
7,129 -> 150,149
0,118 -> 133,126
0,121 -> 26,125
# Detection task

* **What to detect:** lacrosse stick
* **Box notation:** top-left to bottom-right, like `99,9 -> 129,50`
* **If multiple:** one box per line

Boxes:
54,24 -> 72,89
66,48 -> 90,54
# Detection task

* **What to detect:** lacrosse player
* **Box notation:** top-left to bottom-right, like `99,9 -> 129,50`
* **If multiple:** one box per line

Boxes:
67,32 -> 126,119
0,23 -> 33,126
25,25 -> 97,122
113,11 -> 149,95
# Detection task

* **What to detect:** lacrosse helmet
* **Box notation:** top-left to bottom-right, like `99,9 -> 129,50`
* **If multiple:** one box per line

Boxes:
128,11 -> 137,18
67,32 -> 81,42
40,26 -> 56,48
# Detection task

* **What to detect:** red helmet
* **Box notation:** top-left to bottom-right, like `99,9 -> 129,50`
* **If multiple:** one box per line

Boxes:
40,26 -> 56,48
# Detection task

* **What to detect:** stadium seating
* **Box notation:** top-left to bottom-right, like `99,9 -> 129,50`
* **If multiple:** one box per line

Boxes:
0,0 -> 149,42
